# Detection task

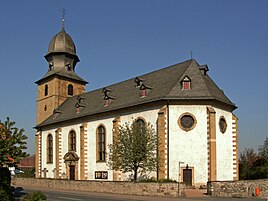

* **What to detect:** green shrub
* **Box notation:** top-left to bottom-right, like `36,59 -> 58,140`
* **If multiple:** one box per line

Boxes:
158,178 -> 177,183
0,167 -> 13,201
17,168 -> 35,178
0,167 -> 11,186
139,177 -> 177,183
21,191 -> 46,201
0,185 -> 13,201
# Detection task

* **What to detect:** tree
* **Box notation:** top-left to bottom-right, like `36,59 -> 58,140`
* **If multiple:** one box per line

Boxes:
108,120 -> 157,181
0,117 -> 28,167
258,137 -> 268,160
239,147 -> 258,180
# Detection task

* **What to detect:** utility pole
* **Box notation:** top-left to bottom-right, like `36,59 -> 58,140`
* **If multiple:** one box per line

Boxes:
178,161 -> 184,197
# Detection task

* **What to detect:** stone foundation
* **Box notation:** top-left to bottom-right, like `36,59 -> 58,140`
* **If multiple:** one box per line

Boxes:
12,178 -> 185,197
208,179 -> 268,198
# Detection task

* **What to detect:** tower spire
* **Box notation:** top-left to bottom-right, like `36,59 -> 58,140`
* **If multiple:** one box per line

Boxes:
61,9 -> 65,30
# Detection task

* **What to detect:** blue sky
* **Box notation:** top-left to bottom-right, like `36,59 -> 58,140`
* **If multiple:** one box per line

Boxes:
0,0 -> 267,155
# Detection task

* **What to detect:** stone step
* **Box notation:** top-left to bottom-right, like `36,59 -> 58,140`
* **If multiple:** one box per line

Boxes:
185,188 -> 207,197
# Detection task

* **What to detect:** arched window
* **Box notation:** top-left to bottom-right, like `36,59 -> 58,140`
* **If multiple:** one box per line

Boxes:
68,130 -> 76,151
68,84 -> 73,96
136,118 -> 145,126
45,84 -> 48,96
47,134 -> 53,163
97,126 -> 106,161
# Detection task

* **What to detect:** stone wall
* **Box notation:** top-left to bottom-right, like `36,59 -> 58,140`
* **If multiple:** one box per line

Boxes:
12,178 -> 185,197
208,179 -> 268,198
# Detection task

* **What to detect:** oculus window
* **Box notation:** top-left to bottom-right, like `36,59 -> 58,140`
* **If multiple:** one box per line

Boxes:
178,113 -> 197,131
219,116 -> 227,133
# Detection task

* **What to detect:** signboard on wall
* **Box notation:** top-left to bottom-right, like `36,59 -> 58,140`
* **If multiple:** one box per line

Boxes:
95,171 -> 108,179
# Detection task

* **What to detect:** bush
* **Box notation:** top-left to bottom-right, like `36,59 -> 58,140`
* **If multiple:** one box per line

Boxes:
158,178 -> 177,183
0,185 -> 13,201
0,167 -> 11,186
139,177 -> 177,183
0,167 -> 13,201
17,168 -> 35,178
21,191 -> 46,201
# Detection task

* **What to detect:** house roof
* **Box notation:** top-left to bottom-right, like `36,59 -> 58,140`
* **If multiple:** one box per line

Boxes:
37,59 -> 236,128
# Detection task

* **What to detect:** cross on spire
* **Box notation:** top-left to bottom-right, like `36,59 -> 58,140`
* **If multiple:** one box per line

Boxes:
61,9 -> 66,30
190,50 -> 193,59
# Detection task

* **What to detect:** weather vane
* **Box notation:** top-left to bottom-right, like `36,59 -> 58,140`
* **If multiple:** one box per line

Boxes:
190,50 -> 193,59
61,9 -> 66,29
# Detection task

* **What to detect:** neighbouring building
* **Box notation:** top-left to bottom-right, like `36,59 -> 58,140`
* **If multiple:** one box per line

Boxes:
35,22 -> 238,187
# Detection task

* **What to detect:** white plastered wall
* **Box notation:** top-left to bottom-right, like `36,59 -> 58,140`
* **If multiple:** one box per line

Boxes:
86,107 -> 160,181
41,130 -> 55,178
214,108 -> 234,181
169,105 -> 208,185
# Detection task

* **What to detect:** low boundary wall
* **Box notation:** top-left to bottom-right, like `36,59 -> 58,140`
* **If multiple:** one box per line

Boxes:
208,179 -> 268,198
12,178 -> 186,197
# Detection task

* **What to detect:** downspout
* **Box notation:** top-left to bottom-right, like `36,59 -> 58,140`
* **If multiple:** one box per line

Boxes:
167,99 -> 170,179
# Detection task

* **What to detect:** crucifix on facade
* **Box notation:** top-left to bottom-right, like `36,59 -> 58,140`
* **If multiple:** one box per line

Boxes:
42,168 -> 48,178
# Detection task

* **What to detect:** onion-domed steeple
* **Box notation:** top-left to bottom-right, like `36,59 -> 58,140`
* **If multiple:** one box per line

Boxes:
35,18 -> 87,125
37,18 -> 87,84
44,25 -> 80,73
47,28 -> 77,57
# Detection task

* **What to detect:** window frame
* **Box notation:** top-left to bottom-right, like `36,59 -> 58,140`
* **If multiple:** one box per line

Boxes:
219,116 -> 227,133
47,134 -> 53,163
44,84 -> 48,96
96,125 -> 106,162
181,76 -> 191,90
68,130 -> 76,152
178,112 -> 197,132
68,84 -> 74,96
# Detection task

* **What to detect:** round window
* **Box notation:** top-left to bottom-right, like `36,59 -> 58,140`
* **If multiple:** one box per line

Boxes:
219,116 -> 227,133
178,113 -> 197,131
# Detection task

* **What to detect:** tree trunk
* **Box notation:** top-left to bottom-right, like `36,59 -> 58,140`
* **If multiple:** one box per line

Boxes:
134,169 -> 138,181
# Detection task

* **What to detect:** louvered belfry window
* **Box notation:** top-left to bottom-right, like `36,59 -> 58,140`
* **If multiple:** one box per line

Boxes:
68,84 -> 74,96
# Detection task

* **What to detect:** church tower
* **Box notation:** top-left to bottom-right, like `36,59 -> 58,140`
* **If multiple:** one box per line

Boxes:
35,21 -> 88,125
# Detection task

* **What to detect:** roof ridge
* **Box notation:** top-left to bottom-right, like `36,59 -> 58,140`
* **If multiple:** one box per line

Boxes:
199,68 -> 235,106
86,59 -> 194,92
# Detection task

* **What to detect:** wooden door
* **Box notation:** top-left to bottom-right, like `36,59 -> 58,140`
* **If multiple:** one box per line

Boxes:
69,165 -> 75,180
183,169 -> 192,186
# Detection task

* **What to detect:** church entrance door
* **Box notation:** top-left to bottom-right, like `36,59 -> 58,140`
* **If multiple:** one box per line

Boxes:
183,169 -> 192,186
69,165 -> 75,180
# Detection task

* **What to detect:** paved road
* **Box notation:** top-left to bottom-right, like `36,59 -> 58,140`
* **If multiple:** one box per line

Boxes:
14,186 -> 267,201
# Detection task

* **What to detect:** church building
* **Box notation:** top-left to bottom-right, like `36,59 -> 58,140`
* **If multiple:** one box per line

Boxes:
35,23 -> 238,187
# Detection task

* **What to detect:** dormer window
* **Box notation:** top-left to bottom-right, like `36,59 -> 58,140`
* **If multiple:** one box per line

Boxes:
182,76 -> 191,90
53,109 -> 62,119
134,77 -> 143,88
49,62 -> 53,71
200,64 -> 209,76
66,62 -> 72,71
75,95 -> 85,113
140,83 -> 152,98
68,84 -> 74,96
102,88 -> 114,107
